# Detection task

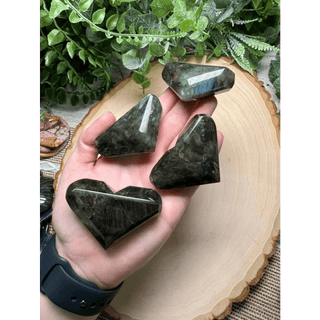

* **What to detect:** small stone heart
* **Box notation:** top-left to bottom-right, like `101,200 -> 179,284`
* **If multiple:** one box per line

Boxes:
95,94 -> 162,157
150,114 -> 220,189
66,179 -> 162,249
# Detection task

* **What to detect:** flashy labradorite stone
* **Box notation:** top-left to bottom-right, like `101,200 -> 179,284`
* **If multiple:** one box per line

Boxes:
162,62 -> 235,101
94,94 -> 162,157
150,114 -> 220,189
66,179 -> 162,249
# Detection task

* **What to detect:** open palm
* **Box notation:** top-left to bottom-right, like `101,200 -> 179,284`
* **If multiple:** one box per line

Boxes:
52,88 -> 223,291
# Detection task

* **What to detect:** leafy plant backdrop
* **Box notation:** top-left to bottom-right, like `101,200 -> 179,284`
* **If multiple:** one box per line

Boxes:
40,0 -> 280,107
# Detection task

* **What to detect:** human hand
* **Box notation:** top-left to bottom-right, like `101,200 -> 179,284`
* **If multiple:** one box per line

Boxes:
52,88 -> 224,292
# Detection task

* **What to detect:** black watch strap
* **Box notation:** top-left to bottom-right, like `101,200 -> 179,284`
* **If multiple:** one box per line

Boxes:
40,234 -> 123,316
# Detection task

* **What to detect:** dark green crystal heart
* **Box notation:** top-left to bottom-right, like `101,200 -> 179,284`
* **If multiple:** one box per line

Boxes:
66,179 -> 162,249
162,62 -> 235,101
150,114 -> 220,189
94,94 -> 162,157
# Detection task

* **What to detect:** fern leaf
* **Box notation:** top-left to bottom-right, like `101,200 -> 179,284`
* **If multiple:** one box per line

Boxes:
226,34 -> 245,59
231,33 -> 279,52
231,18 -> 259,25
233,52 -> 254,75
225,35 -> 254,75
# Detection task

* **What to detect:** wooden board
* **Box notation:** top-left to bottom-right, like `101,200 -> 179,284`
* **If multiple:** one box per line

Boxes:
55,56 -> 280,320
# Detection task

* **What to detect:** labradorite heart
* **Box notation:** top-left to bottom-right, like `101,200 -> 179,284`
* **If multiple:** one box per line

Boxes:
66,179 -> 162,249
150,114 -> 220,189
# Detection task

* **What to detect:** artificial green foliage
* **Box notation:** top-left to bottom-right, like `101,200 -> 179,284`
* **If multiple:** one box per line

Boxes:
269,52 -> 280,99
40,0 -> 280,106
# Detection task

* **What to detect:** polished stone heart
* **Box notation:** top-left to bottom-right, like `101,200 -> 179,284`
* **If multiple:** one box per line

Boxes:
66,179 -> 162,249
150,114 -> 220,189
162,62 -> 235,101
95,94 -> 162,157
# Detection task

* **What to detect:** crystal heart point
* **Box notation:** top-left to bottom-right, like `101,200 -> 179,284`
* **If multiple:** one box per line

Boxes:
95,94 -> 162,157
150,114 -> 220,189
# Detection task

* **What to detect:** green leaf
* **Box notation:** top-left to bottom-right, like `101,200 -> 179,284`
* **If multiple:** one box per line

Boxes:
83,94 -> 90,104
66,41 -> 75,59
71,94 -> 80,106
67,69 -> 73,83
262,27 -> 280,45
150,0 -> 174,19
205,0 -> 216,21
149,43 -> 166,57
95,59 -> 103,68
41,69 -> 50,84
122,49 -> 145,70
214,45 -> 222,57
273,77 -> 280,91
71,22 -> 83,35
62,76 -> 70,87
170,45 -> 186,57
197,16 -> 208,31
269,57 -> 280,83
86,27 -> 106,43
92,8 -> 106,24
56,87 -> 67,104
189,30 -> 200,40
69,10 -> 83,23
90,92 -> 95,100
79,49 -> 86,64
215,0 -> 230,9
78,0 -> 94,12
117,17 -> 125,33
51,73 -> 60,86
232,0 -> 251,13
195,42 -> 206,57
158,50 -> 171,64
141,78 -> 151,89
137,13 -> 159,31
121,8 -> 141,27
179,19 -> 194,32
129,23 -> 135,34
167,14 -> 179,28
106,13 -> 119,31
49,0 -> 68,19
195,1 -> 204,18
173,0 -> 187,18
112,51 -> 122,60
40,36 -> 48,51
252,0 -> 262,9
40,10 -> 53,27
57,61 -> 68,74
78,34 -> 90,47
44,50 -> 58,66
92,68 -> 105,78
47,29 -> 65,46
216,5 -> 234,23
45,87 -> 55,100
88,56 -> 96,67
133,71 -> 145,84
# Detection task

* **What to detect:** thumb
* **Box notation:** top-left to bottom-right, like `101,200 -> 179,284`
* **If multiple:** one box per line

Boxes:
72,112 -> 116,165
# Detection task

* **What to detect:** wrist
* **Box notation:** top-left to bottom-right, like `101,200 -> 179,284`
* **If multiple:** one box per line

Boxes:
55,235 -> 113,291
41,235 -> 123,316
41,292 -> 97,320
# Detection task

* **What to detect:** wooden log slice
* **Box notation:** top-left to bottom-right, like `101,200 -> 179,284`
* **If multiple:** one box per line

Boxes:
55,56 -> 280,320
